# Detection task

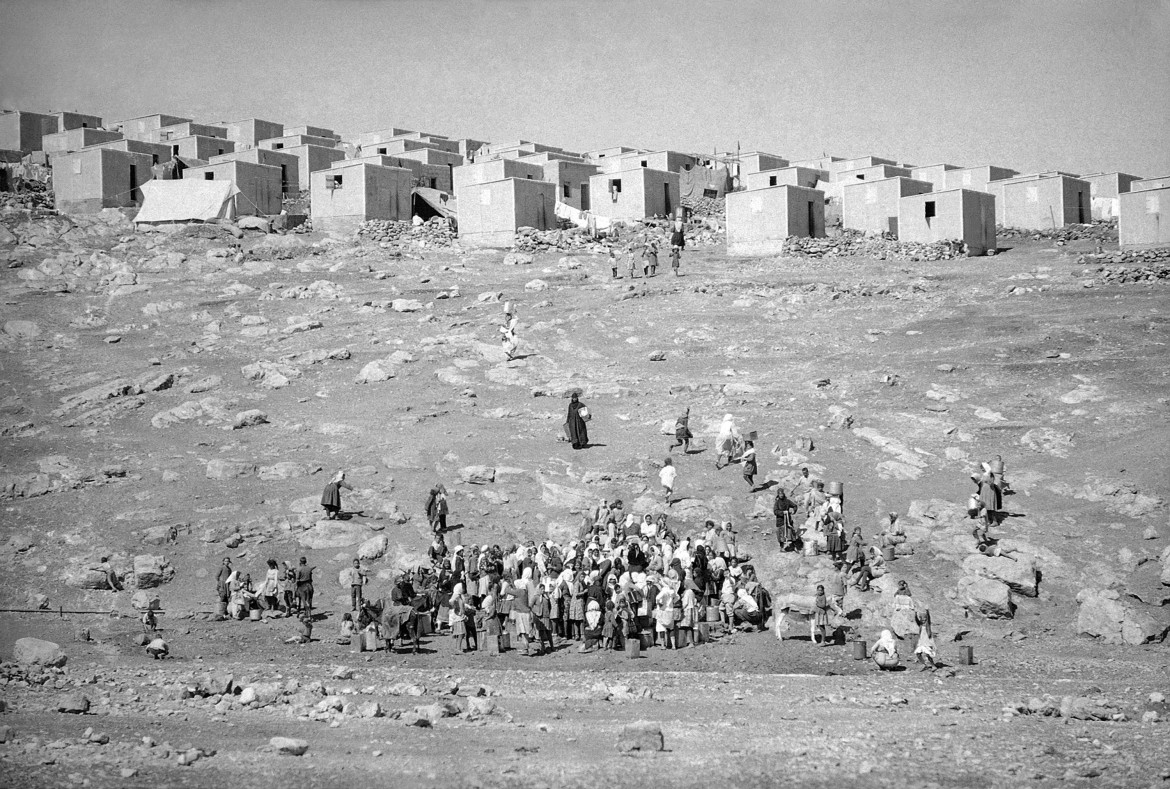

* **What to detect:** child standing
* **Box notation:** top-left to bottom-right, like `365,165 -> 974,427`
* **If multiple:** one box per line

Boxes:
609,247 -> 619,279
669,407 -> 692,454
642,239 -> 658,277
602,600 -> 617,649
741,440 -> 757,490
812,584 -> 831,646
626,242 -> 638,279
659,458 -> 676,505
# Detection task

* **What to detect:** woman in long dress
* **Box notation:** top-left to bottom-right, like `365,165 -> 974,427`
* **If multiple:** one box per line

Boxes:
566,393 -> 589,449
977,466 -> 1002,527
715,414 -> 741,469
320,470 -> 353,520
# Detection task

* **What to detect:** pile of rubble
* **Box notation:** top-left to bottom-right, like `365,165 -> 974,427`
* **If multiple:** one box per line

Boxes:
683,194 -> 725,219
1076,247 -> 1170,285
512,219 -> 723,254
997,221 -> 1118,243
779,229 -> 968,261
356,218 -> 458,249
0,184 -> 54,211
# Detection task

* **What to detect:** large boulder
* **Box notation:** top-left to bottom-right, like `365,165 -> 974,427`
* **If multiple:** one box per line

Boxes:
459,465 -> 495,485
616,721 -> 664,753
355,359 -> 397,384
133,554 -> 173,588
13,637 -> 67,667
961,554 -> 1038,597
205,459 -> 257,480
890,608 -> 920,639
357,535 -> 389,561
1075,588 -> 1170,645
297,521 -> 369,549
957,575 -> 1014,619
269,736 -> 308,756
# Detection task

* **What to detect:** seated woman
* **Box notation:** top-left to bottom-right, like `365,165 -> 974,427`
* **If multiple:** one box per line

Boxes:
867,546 -> 888,578
732,587 -> 762,630
893,580 -> 915,610
336,612 -> 357,645
869,629 -> 900,670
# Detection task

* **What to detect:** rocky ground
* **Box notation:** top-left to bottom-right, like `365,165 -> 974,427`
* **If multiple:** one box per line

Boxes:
1,208 -> 1168,787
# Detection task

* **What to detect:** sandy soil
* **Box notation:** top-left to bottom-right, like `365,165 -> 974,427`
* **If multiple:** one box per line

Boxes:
1,215 -> 1168,787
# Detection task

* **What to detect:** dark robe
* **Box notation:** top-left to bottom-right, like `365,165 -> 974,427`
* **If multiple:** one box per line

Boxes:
321,480 -> 351,509
566,399 -> 589,448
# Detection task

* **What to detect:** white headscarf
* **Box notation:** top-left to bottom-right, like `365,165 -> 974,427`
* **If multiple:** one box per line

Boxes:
331,470 -> 345,484
874,629 -> 898,656
716,414 -> 739,445
449,583 -> 464,605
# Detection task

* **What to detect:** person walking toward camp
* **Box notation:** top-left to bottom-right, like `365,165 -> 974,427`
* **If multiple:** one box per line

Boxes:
643,238 -> 659,277
741,440 -> 758,490
320,470 -> 352,520
669,407 -> 693,454
659,458 -> 676,504
670,218 -> 685,275
425,484 -> 449,534
566,392 -> 590,450
714,414 -> 742,470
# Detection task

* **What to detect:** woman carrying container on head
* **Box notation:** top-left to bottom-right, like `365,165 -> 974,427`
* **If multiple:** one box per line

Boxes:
869,629 -> 900,670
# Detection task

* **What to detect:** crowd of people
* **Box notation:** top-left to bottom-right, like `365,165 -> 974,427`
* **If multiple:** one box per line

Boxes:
198,399 -> 1014,673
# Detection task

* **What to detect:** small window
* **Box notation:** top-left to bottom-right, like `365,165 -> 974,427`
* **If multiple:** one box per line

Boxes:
377,148 -> 386,154
562,182 -> 571,198
82,122 -> 88,128
171,145 -> 179,155
152,154 -> 159,165
204,172 -> 214,180
925,201 -> 936,218
857,174 -> 865,180
217,148 -> 224,155
429,177 -> 437,188
274,143 -> 283,150
597,153 -> 605,158
769,175 -> 777,187
610,179 -> 622,193
640,159 -> 648,167
329,174 -> 343,189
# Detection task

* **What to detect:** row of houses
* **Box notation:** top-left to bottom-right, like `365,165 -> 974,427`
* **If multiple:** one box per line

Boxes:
3,108 -> 1167,250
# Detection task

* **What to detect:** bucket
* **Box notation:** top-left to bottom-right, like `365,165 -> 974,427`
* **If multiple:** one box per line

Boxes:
958,645 -> 975,665
215,601 -> 227,618
881,546 -> 895,562
696,622 -> 709,643
706,605 -> 720,623
827,481 -> 843,496
639,632 -> 654,649
626,634 -> 641,658
499,632 -> 511,652
676,629 -> 689,648
852,640 -> 867,660
747,430 -> 758,442
803,541 -> 819,557
991,460 -> 1004,474
249,608 -> 261,622
503,301 -> 513,314
364,630 -> 379,652
417,613 -> 432,636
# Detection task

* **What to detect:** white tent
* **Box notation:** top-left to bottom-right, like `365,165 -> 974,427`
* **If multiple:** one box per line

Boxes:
134,179 -> 239,224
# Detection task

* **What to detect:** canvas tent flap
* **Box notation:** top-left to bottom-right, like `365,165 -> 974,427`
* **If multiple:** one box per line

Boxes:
134,179 -> 239,224
412,187 -> 457,219
680,164 -> 730,199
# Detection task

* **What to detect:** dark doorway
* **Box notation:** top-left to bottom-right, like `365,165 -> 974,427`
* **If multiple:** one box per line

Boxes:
580,182 -> 590,211
1076,190 -> 1085,223
807,200 -> 816,236
663,183 -> 672,217
128,164 -> 138,204
281,164 -> 289,193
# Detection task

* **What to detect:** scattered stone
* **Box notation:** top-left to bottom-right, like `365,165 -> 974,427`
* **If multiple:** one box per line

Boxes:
56,694 -> 90,714
1076,588 -> 1169,645
232,409 -> 269,429
617,721 -> 664,753
269,736 -> 308,756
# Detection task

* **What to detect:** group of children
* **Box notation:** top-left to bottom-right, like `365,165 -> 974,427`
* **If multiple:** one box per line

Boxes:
607,224 -> 685,279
